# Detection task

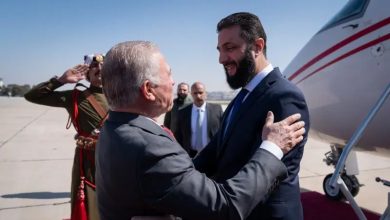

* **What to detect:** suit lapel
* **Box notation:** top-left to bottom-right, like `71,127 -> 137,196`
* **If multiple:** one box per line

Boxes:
184,105 -> 193,145
218,102 -> 233,146
219,68 -> 282,149
206,103 -> 212,138
130,114 -> 176,142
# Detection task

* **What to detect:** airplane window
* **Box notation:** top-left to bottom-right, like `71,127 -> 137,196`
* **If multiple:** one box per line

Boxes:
318,0 -> 369,33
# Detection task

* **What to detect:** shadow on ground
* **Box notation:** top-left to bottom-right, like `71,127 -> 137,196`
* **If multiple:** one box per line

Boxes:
1,191 -> 70,199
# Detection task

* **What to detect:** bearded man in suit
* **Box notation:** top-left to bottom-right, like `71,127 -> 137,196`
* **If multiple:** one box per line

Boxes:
194,12 -> 310,220
163,82 -> 192,134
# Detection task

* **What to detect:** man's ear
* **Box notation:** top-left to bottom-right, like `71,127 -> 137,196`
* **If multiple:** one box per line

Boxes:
254,38 -> 265,56
140,80 -> 156,101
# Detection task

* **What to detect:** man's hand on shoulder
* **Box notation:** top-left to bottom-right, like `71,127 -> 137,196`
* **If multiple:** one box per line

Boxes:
262,111 -> 305,155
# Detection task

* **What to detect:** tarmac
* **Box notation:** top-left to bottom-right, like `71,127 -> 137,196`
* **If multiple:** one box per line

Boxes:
0,97 -> 389,219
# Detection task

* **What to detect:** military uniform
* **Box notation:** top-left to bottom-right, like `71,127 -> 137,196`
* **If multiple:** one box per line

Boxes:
25,77 -> 108,220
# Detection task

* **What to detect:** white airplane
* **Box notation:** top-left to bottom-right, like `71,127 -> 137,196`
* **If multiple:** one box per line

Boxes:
283,0 -> 390,219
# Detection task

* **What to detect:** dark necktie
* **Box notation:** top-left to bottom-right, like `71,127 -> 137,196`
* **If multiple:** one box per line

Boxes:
224,88 -> 249,135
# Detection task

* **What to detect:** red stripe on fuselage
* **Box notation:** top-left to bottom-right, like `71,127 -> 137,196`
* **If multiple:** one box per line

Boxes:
288,17 -> 390,82
295,33 -> 390,84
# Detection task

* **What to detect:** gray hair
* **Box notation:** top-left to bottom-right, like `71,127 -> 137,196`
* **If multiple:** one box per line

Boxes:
101,41 -> 161,109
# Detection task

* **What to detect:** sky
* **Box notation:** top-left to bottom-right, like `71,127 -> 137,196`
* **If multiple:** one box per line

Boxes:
0,0 -> 348,92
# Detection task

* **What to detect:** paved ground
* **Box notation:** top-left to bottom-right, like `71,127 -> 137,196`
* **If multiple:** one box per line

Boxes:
299,137 -> 390,216
0,97 -> 389,219
0,97 -> 74,219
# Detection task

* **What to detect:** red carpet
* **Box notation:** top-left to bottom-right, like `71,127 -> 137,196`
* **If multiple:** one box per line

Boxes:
301,191 -> 380,220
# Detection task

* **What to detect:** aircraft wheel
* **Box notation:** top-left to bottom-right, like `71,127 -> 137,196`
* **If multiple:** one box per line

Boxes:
323,173 -> 360,200
323,173 -> 343,200
344,175 -> 360,197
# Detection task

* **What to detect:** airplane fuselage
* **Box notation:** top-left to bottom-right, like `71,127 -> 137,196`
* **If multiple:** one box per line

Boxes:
284,0 -> 390,150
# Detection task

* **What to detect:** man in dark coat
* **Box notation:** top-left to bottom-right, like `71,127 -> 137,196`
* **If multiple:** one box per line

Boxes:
163,82 -> 192,134
194,12 -> 310,220
176,82 -> 223,157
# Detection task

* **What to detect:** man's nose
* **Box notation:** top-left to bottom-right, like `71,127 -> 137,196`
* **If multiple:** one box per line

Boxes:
219,52 -> 227,64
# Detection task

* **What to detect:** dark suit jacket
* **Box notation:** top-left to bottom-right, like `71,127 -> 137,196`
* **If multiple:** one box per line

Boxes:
175,103 -> 223,154
163,96 -> 192,134
96,111 -> 288,220
194,68 -> 310,220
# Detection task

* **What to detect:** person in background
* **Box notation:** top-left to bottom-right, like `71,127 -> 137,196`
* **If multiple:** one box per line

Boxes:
95,40 -> 306,220
24,54 -> 107,220
193,12 -> 310,220
163,82 -> 192,134
175,81 -> 223,157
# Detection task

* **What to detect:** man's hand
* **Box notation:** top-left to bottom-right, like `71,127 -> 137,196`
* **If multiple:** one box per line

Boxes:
58,64 -> 89,84
262,111 -> 305,154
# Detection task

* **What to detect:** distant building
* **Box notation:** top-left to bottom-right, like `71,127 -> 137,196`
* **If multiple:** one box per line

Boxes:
0,80 -> 31,97
207,90 -> 237,101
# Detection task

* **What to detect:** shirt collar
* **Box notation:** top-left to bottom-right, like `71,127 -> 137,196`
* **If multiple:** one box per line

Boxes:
144,116 -> 160,126
192,102 -> 206,112
244,63 -> 273,92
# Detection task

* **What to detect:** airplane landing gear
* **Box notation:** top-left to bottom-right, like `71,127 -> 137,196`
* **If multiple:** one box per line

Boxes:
323,173 -> 360,200
323,144 -> 361,200
320,84 -> 390,218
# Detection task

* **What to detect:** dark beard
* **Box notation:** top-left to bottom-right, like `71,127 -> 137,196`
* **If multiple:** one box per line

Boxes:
224,48 -> 256,89
176,94 -> 187,104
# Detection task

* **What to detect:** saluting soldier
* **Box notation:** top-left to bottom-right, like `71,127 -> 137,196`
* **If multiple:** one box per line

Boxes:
25,54 -> 108,220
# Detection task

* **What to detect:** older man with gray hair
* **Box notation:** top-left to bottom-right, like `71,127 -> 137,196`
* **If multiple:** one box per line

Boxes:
95,41 -> 305,220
